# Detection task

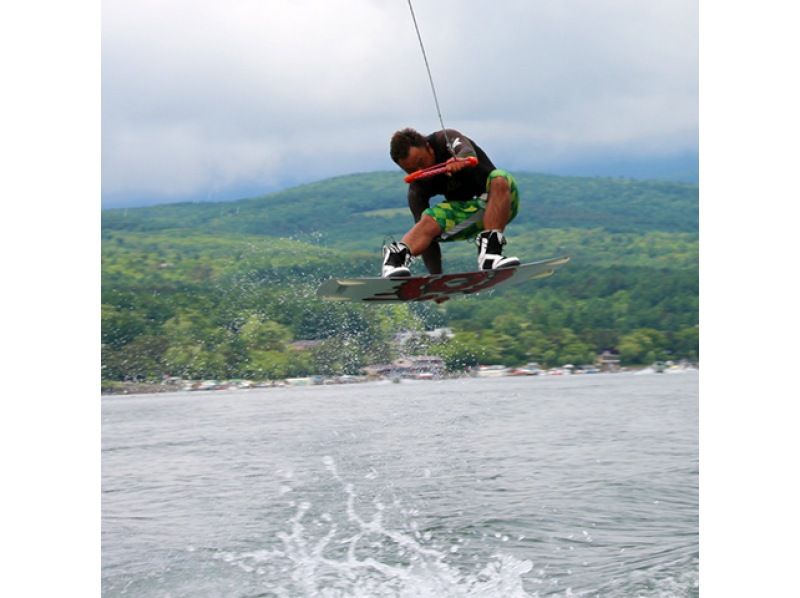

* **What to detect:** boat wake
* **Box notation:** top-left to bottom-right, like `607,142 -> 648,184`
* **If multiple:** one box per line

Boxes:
214,456 -> 538,598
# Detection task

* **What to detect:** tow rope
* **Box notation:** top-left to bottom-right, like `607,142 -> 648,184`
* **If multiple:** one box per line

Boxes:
406,0 -> 455,157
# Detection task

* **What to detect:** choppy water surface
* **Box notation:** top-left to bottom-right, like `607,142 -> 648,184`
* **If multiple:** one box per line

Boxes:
102,371 -> 698,597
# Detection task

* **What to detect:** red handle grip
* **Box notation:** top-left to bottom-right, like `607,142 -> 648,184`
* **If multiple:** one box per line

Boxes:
404,156 -> 478,183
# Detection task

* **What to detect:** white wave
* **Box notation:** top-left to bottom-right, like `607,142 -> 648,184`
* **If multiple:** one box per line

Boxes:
215,457 -> 538,597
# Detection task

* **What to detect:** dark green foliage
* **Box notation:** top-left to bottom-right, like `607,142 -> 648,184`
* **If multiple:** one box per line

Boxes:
101,171 -> 698,381
102,172 -> 698,247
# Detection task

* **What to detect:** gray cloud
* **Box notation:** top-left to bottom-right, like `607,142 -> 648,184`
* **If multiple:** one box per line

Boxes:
102,0 -> 697,206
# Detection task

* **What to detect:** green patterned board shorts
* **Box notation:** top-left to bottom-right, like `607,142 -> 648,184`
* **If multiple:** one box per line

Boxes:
423,169 -> 520,242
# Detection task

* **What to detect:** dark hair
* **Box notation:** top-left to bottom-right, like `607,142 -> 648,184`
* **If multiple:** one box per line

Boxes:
390,128 -> 427,163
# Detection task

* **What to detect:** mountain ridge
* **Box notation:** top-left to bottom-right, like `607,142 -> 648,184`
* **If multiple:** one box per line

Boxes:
102,171 -> 698,250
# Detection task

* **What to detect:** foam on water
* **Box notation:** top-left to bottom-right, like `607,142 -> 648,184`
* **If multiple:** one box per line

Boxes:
104,374 -> 698,597
215,456 -> 539,597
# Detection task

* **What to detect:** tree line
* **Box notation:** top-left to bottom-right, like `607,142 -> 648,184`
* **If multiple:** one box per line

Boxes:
102,171 -> 698,383
101,228 -> 698,383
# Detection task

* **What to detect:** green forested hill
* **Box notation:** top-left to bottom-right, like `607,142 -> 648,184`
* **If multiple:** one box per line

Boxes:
101,171 -> 698,384
102,172 -> 697,243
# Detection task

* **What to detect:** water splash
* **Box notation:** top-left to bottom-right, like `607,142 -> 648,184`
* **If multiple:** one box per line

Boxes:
215,457 -> 537,597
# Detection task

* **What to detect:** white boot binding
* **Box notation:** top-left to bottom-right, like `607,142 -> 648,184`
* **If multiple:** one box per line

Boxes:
476,230 -> 520,270
381,242 -> 413,278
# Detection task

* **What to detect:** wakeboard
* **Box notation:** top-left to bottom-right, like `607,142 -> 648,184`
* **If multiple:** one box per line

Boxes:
316,256 -> 570,304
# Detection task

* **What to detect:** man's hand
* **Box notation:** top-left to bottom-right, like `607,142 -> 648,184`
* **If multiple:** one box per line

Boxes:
444,156 -> 476,176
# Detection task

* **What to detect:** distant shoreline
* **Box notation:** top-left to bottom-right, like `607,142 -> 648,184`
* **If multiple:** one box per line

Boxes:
101,364 -> 698,397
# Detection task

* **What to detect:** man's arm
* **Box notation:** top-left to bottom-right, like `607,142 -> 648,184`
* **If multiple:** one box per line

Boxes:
445,129 -> 477,160
408,186 -> 443,275
439,130 -> 479,176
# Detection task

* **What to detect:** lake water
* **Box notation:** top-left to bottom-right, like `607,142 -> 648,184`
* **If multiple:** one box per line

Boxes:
102,370 -> 698,597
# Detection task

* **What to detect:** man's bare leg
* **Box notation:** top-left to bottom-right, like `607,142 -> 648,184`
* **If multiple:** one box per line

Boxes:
401,215 -> 443,274
483,176 -> 512,231
477,176 -> 519,269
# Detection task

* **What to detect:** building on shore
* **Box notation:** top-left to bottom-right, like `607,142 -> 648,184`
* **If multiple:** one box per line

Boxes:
596,349 -> 621,372
363,355 -> 446,379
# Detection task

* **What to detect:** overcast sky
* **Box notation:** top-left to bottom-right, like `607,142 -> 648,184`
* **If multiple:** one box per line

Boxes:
102,0 -> 698,207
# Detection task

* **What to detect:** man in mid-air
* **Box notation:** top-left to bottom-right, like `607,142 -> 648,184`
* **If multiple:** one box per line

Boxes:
382,127 -> 521,278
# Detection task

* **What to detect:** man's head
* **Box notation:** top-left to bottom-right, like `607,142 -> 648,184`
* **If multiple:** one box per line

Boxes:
390,128 -> 435,175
